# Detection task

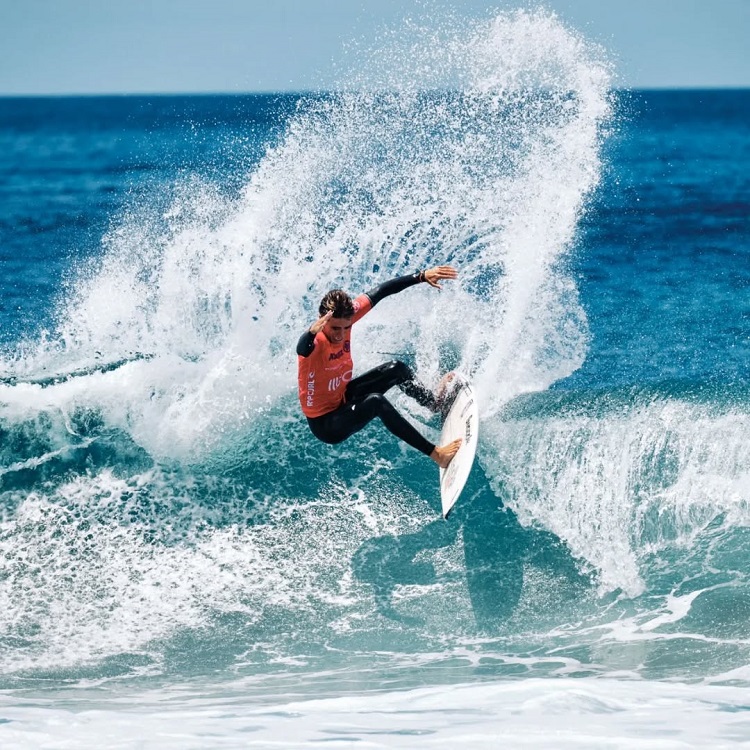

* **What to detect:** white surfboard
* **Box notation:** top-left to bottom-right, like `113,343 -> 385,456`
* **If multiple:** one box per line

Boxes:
438,375 -> 479,518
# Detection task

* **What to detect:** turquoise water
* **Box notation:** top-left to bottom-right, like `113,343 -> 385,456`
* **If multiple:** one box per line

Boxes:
1,9 -> 749,747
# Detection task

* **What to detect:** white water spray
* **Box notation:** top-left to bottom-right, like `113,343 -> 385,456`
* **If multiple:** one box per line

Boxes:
2,9 -> 612,461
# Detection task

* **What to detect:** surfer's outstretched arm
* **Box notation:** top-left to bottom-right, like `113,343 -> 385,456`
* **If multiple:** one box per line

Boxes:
296,266 -> 461,469
365,265 -> 457,306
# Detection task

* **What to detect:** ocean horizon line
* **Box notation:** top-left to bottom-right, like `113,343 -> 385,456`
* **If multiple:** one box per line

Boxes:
1,85 -> 749,100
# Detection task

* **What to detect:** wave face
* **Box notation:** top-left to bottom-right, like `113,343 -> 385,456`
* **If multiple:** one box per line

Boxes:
2,9 -> 750,698
489,385 -> 750,597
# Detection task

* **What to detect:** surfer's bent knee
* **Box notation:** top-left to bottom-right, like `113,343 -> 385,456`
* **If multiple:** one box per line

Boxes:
384,360 -> 413,381
359,392 -> 388,415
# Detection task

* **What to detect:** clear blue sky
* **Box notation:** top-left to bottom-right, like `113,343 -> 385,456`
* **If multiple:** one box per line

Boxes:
2,0 -> 749,94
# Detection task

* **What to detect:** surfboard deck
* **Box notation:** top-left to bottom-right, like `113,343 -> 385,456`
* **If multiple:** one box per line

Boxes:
438,374 -> 478,518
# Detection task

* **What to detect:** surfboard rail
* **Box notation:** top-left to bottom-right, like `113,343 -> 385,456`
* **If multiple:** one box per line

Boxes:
438,375 -> 478,518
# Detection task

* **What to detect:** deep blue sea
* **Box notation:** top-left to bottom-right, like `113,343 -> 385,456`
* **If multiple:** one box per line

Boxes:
1,11 -> 749,748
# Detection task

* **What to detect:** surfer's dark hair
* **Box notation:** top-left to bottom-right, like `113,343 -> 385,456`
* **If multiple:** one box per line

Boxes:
319,289 -> 355,318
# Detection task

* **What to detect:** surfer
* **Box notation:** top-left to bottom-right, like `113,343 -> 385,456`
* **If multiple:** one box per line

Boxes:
297,266 -> 462,468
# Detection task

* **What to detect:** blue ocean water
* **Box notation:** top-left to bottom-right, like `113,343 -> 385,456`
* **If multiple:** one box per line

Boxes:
1,10 -> 749,747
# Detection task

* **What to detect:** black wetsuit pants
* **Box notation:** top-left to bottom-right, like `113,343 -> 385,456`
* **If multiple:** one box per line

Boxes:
307,361 -> 439,456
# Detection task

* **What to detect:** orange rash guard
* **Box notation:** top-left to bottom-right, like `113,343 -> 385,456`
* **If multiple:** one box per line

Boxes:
297,293 -> 372,418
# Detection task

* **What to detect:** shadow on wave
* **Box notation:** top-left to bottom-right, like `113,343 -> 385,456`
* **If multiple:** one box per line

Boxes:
352,468 -> 591,632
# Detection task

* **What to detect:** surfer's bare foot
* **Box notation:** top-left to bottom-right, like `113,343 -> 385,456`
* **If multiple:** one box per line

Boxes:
434,371 -> 456,401
430,438 -> 462,468
433,372 -> 458,415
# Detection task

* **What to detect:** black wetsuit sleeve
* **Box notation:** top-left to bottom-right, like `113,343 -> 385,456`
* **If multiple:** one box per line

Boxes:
296,330 -> 316,357
364,272 -> 423,307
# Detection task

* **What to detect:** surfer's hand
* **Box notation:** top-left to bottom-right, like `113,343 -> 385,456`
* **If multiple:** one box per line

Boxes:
423,265 -> 458,290
310,311 -> 333,334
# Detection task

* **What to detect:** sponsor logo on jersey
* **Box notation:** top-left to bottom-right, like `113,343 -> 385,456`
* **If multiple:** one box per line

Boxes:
328,341 -> 351,360
328,369 -> 353,392
306,371 -> 315,407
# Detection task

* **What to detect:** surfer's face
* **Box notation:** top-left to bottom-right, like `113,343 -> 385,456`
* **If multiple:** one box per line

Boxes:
324,316 -> 353,344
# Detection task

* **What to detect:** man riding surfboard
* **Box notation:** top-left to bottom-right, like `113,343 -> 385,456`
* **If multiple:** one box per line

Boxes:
296,266 -> 461,468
